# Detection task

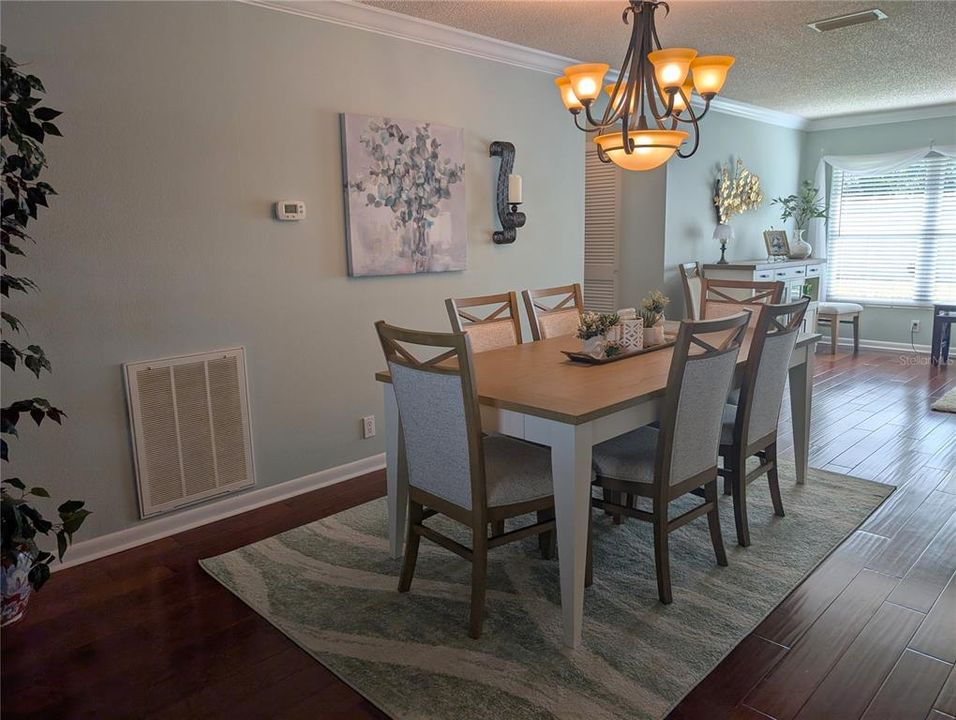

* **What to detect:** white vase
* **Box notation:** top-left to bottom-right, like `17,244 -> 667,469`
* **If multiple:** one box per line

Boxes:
582,336 -> 604,358
1,550 -> 33,626
644,324 -> 665,346
789,229 -> 812,259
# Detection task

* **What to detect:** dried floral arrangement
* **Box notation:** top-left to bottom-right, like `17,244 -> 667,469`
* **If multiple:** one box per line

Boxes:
640,291 -> 670,326
714,159 -> 763,224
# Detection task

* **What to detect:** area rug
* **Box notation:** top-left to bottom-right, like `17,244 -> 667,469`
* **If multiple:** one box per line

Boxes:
932,387 -> 956,413
201,463 -> 892,720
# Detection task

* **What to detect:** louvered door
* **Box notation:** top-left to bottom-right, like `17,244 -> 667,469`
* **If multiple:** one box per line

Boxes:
124,347 -> 255,517
584,141 -> 619,312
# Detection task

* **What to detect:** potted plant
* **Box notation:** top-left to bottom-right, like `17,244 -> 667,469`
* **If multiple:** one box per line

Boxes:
771,180 -> 827,259
640,291 -> 670,345
576,311 -> 620,358
1,46 -> 90,625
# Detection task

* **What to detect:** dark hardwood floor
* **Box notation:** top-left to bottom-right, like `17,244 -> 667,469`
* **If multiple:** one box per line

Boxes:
2,349 -> 954,719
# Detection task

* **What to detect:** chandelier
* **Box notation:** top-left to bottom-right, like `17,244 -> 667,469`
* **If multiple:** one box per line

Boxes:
554,0 -> 734,171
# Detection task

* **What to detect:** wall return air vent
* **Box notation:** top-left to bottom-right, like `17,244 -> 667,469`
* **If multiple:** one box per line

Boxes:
124,347 -> 255,517
808,8 -> 887,33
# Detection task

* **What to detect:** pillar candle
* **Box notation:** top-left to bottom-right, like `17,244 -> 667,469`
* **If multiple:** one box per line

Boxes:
508,174 -> 522,204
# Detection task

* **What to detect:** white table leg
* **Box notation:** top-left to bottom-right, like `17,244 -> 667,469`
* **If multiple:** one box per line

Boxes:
789,346 -> 816,484
527,417 -> 593,649
383,384 -> 407,558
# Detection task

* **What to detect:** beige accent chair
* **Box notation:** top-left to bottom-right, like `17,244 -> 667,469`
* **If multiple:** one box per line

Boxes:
521,283 -> 584,340
375,321 -> 557,639
446,292 -> 522,353
678,262 -> 704,320
816,302 -> 862,354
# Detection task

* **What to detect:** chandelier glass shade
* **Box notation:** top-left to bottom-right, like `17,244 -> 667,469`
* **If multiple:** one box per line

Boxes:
556,0 -> 734,171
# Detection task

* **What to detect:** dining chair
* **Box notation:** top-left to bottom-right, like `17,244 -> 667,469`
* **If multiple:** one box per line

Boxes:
678,262 -> 704,320
700,278 -> 784,328
375,320 -> 557,639
719,298 -> 809,547
587,312 -> 751,604
521,283 -> 584,341
445,291 -> 522,352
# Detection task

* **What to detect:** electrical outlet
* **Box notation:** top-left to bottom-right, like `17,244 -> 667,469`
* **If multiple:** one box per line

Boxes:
362,415 -> 376,439
911,320 -> 921,333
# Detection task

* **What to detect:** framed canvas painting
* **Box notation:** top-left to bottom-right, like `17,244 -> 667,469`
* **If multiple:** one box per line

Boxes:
341,114 -> 466,277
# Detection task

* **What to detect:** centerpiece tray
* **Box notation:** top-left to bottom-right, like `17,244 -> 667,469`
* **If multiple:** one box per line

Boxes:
562,338 -> 676,365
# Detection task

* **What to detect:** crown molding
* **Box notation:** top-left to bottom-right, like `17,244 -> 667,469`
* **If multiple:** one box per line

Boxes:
241,0 -> 577,75
241,0 -> 808,131
805,102 -> 956,132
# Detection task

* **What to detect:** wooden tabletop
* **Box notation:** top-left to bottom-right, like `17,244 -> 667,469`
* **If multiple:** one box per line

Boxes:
376,330 -> 820,426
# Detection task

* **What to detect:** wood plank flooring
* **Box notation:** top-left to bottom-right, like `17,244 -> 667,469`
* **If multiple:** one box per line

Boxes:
2,349 -> 955,719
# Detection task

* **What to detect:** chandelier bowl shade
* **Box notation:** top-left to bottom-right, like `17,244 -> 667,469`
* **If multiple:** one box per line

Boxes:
690,55 -> 735,96
593,129 -> 689,171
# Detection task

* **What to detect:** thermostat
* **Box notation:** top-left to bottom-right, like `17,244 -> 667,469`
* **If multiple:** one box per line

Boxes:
275,200 -> 306,221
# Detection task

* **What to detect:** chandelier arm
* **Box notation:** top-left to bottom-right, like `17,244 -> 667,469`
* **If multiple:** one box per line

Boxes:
675,112 -> 701,158
600,25 -> 638,128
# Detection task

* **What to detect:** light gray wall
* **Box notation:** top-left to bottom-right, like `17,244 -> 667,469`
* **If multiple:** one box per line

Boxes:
2,1 -> 584,541
663,112 -> 804,318
617,166 -> 667,309
801,115 -> 956,347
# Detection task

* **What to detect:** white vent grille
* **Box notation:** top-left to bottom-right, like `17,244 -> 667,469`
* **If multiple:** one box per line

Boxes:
808,8 -> 887,32
125,348 -> 255,517
584,140 -> 619,312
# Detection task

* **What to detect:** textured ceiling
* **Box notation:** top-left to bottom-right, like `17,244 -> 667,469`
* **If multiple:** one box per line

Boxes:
360,0 -> 956,118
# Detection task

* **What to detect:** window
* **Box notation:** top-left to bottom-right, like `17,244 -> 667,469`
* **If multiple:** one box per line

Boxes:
827,154 -> 956,305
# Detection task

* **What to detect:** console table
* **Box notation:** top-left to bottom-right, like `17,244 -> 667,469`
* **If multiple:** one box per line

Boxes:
702,258 -> 826,331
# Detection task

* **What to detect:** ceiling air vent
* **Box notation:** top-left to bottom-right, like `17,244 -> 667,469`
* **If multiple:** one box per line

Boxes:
124,347 -> 255,517
808,8 -> 888,32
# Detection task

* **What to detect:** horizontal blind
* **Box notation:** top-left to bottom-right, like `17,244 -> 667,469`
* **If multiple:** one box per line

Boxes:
827,155 -> 956,304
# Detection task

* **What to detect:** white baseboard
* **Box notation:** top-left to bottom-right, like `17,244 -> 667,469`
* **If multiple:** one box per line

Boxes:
56,453 -> 385,571
819,337 -> 954,356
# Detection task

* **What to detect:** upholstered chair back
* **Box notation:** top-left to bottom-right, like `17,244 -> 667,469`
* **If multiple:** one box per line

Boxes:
376,322 -> 483,511
701,279 -> 784,329
659,313 -> 750,487
521,283 -> 584,341
737,298 -> 809,446
445,292 -> 522,353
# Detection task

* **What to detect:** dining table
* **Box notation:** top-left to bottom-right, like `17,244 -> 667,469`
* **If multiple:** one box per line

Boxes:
375,326 -> 821,649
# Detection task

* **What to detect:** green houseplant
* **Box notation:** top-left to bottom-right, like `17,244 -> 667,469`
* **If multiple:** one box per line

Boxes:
771,180 -> 827,258
1,46 -> 89,625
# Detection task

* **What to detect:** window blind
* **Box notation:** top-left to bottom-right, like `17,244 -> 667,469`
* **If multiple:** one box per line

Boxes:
827,154 -> 956,305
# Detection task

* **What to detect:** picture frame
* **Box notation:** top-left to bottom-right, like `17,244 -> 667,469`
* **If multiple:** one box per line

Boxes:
763,229 -> 791,259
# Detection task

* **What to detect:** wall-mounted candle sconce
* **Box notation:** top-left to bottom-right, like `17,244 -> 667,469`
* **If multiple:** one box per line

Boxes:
489,141 -> 526,244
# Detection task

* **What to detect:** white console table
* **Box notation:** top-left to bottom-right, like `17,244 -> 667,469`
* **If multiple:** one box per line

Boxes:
702,258 -> 826,332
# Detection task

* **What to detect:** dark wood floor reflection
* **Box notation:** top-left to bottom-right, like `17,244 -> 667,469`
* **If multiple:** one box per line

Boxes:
2,349 -> 954,719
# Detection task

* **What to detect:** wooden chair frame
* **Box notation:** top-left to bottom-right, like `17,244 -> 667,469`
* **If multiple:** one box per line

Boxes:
678,261 -> 703,320
588,312 -> 751,604
700,279 -> 784,327
719,298 -> 810,547
375,321 -> 555,639
445,291 -> 523,352
521,283 -> 584,341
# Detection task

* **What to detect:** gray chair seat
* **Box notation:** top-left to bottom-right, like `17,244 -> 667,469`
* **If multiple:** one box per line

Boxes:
591,425 -> 659,484
484,435 -> 553,507
720,403 -> 738,445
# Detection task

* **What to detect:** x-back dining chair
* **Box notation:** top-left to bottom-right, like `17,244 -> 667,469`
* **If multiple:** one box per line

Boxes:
719,298 -> 809,547
445,291 -> 522,353
587,312 -> 751,604
678,262 -> 704,320
375,321 -> 557,639
521,283 -> 584,341
700,278 -> 784,329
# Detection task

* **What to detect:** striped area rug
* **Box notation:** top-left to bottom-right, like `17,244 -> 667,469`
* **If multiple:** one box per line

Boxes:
202,464 -> 892,720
